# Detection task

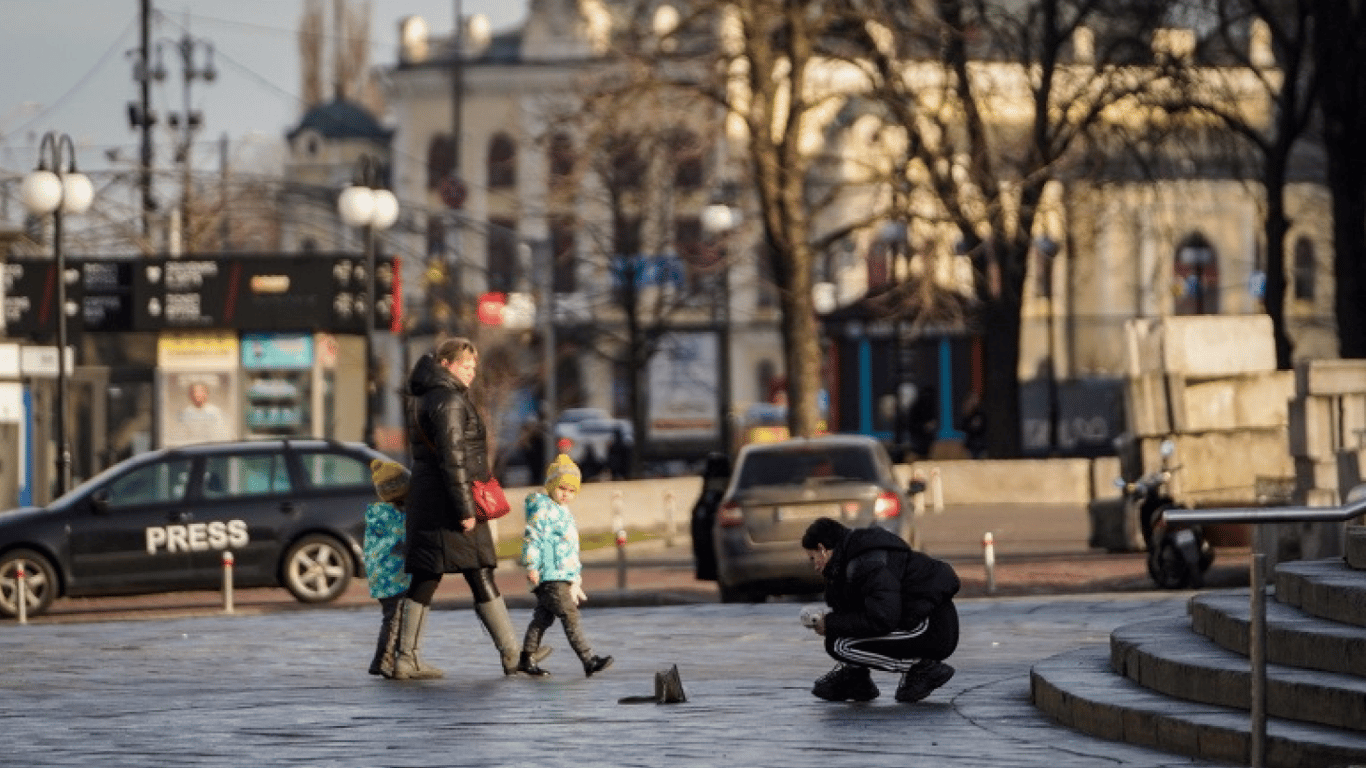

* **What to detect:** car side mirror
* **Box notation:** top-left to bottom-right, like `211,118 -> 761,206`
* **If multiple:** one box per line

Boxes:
908,478 -> 927,495
90,489 -> 111,514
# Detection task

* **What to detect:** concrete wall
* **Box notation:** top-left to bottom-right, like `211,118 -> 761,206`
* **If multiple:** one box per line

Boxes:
497,458 -> 1099,541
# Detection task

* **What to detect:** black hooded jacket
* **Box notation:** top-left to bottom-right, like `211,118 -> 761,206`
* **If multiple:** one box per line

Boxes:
403,353 -> 497,573
822,526 -> 960,639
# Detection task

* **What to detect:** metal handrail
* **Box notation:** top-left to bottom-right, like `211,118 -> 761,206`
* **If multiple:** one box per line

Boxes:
1160,493 -> 1366,768
1162,495 -> 1366,526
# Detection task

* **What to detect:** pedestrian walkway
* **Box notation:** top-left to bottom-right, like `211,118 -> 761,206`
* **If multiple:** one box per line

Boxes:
0,592 -> 1237,767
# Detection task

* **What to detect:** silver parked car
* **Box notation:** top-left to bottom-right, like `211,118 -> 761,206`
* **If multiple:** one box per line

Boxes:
711,434 -> 919,603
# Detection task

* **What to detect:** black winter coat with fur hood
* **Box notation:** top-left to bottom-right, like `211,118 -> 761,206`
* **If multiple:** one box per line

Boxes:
821,526 -> 960,639
403,352 -> 497,573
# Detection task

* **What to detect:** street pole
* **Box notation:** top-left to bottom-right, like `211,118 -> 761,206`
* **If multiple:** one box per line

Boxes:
22,132 -> 94,498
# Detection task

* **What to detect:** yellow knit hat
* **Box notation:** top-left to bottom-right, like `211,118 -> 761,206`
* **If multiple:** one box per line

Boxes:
371,459 -> 410,502
544,453 -> 582,493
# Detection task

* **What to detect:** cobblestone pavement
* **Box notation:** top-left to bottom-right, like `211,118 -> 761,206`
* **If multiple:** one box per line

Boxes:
0,592 -> 1235,767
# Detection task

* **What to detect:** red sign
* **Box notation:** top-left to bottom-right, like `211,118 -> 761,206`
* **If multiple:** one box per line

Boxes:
476,292 -> 506,326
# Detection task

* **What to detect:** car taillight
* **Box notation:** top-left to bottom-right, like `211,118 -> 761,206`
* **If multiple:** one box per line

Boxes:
873,491 -> 901,520
717,500 -> 744,527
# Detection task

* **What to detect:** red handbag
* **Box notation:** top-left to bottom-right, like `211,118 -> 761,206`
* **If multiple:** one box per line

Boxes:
471,477 -> 511,522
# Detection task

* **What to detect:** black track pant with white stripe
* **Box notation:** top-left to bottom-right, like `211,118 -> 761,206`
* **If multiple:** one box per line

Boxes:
824,601 -> 960,672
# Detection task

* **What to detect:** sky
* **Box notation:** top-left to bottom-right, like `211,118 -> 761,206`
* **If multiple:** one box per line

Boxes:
0,0 -> 524,178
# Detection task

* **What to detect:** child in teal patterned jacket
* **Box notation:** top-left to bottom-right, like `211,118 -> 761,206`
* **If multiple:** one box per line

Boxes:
365,459 -> 412,677
517,453 -> 613,678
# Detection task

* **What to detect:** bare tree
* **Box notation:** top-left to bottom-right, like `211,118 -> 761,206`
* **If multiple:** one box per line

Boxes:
298,0 -> 326,109
1148,0 -> 1317,369
1311,0 -> 1366,359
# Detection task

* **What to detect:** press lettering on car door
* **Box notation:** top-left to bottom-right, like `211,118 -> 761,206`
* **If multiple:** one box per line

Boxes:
145,520 -> 250,554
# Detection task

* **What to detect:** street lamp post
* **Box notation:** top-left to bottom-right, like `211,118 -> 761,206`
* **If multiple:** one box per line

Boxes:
702,200 -> 740,456
338,156 -> 399,447
21,131 -> 94,498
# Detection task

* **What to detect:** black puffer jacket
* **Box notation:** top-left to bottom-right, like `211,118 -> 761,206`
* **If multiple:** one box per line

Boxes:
403,353 -> 497,573
822,526 -> 960,639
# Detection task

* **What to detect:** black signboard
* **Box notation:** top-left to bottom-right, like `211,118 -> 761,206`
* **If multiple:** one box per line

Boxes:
3,253 -> 399,339
2,258 -> 83,341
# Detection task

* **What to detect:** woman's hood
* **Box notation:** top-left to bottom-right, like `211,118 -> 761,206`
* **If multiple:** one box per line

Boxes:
406,353 -> 458,397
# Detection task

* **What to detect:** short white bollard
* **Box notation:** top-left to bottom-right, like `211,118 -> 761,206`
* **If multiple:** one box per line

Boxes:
982,532 -> 996,594
664,490 -> 676,548
930,467 -> 944,514
222,551 -> 235,614
913,472 -> 927,517
612,492 -> 627,590
16,564 -> 27,625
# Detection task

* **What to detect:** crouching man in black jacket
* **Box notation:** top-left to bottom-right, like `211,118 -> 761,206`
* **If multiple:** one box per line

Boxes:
801,516 -> 960,703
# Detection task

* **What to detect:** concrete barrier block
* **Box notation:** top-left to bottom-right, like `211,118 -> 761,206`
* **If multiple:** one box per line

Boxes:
1295,358 -> 1366,396
910,458 -> 1094,505
1159,315 -> 1277,377
1295,457 -> 1340,493
1173,372 -> 1292,432
1124,373 -> 1170,437
1153,430 -> 1292,504
1288,396 -> 1335,459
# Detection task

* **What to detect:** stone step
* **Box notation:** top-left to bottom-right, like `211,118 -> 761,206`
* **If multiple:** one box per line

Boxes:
1111,617 -> 1366,732
1347,525 -> 1366,570
1031,646 -> 1366,768
1276,558 -> 1366,628
1190,590 -> 1366,678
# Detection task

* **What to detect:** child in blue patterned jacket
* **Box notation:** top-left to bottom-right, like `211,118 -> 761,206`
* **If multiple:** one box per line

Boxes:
365,459 -> 412,677
517,453 -> 614,678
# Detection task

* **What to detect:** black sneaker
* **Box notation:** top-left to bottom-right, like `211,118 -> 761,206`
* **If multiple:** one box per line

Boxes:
584,655 -> 614,678
895,660 -> 954,703
812,664 -> 880,702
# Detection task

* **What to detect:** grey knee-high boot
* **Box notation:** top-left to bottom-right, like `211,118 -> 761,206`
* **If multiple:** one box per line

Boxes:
391,598 -> 444,680
474,596 -> 522,675
368,596 -> 401,676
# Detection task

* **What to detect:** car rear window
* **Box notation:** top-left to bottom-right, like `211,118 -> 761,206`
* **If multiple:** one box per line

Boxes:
734,446 -> 878,490
298,450 -> 371,489
203,453 -> 293,498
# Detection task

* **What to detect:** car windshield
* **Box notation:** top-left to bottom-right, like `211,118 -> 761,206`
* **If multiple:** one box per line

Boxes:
733,446 -> 878,490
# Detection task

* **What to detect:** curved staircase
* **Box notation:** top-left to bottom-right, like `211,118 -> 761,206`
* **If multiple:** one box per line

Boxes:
1031,527 -> 1366,767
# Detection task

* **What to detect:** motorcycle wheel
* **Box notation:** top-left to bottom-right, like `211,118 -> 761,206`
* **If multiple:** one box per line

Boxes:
1148,535 -> 1193,589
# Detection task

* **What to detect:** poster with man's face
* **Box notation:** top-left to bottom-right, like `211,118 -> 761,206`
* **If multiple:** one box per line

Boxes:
159,370 -> 240,448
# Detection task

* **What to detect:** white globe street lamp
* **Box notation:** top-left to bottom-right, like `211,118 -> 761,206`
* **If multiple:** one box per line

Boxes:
21,132 -> 94,498
702,197 -> 740,455
337,156 -> 398,448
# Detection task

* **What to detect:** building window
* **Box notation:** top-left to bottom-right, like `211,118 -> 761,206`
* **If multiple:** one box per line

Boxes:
549,132 -> 575,188
426,216 -> 446,257
488,133 -> 516,189
674,216 -> 708,295
550,216 -> 577,293
487,217 -> 518,293
668,129 -> 703,190
427,134 -> 454,190
1173,233 -> 1219,315
606,133 -> 645,191
1293,236 -> 1315,301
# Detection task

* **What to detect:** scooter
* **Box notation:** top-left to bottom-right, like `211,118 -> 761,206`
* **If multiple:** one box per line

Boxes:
1124,439 -> 1213,589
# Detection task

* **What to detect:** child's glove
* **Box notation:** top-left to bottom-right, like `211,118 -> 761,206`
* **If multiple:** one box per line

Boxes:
571,580 -> 588,605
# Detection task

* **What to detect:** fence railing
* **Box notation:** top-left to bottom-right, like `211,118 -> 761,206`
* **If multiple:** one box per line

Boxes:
1162,493 -> 1366,768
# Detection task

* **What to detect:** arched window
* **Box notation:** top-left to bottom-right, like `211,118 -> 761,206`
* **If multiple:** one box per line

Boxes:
487,217 -> 518,292
606,133 -> 645,191
1173,233 -> 1220,315
1293,236 -> 1316,301
427,134 -> 454,190
487,133 -> 516,189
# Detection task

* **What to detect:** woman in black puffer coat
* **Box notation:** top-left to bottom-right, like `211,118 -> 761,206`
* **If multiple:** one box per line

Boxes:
801,517 -> 960,704
387,337 -> 529,680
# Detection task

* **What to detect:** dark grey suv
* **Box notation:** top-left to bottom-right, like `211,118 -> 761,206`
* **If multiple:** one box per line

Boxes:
711,435 -> 918,602
0,439 -> 389,618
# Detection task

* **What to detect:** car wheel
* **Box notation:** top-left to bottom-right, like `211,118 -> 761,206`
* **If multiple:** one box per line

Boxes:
0,549 -> 58,618
281,534 -> 352,604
